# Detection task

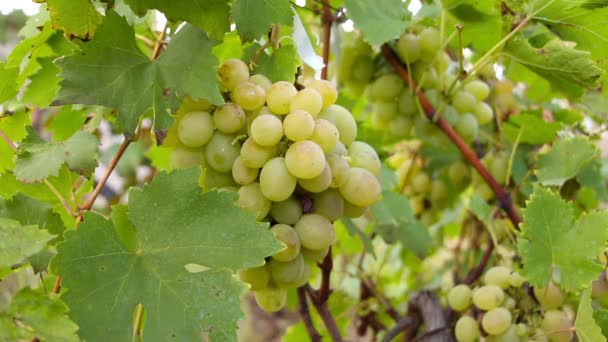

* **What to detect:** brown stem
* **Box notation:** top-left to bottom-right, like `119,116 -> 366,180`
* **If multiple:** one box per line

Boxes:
297,287 -> 322,342
381,316 -> 415,342
462,240 -> 494,285
381,44 -> 522,228
317,246 -> 333,303
305,285 -> 344,342
150,23 -> 168,60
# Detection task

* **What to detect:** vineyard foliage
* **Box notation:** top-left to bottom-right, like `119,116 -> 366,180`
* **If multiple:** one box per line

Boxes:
0,0 -> 608,341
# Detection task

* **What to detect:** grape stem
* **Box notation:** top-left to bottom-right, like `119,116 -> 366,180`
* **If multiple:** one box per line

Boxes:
380,44 -> 522,229
304,284 -> 344,342
297,287 -> 322,342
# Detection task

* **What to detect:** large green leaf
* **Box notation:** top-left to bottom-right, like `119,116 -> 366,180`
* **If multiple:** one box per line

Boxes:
125,0 -> 231,39
505,34 -> 603,98
575,288 -> 605,342
46,0 -> 102,39
443,0 -> 502,52
344,0 -> 409,45
51,169 -> 282,341
0,194 -> 66,242
232,0 -> 293,41
0,218 -> 54,269
244,43 -> 300,83
55,11 -> 223,133
518,187 -> 608,291
0,63 -> 18,104
535,137 -> 598,186
15,127 -> 99,182
0,288 -> 78,342
503,113 -> 562,144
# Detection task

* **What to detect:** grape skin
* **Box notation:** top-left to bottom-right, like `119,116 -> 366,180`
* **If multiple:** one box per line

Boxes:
239,265 -> 270,290
472,285 -> 504,311
249,74 -> 272,92
534,282 -> 564,310
178,111 -> 214,147
254,287 -> 287,313
285,140 -> 326,179
171,146 -> 205,169
237,182 -> 271,220
541,310 -> 573,342
482,308 -> 512,336
307,80 -> 338,108
348,141 -> 381,175
213,103 -> 246,134
339,167 -> 381,207
310,119 -> 340,153
240,137 -> 277,168
259,157 -> 297,202
302,247 -> 329,262
266,81 -> 298,114
396,33 -> 421,64
250,114 -> 283,147
231,81 -> 266,111
326,154 -> 350,188
294,214 -> 336,250
270,253 -> 304,285
455,316 -> 479,342
298,163 -> 332,193
318,104 -> 358,145
311,189 -> 344,222
270,197 -> 303,225
270,224 -> 301,262
448,284 -> 472,312
204,132 -> 240,172
290,88 -> 323,117
483,266 -> 511,289
231,156 -> 259,185
465,80 -> 490,101
218,58 -> 249,91
283,110 -> 315,141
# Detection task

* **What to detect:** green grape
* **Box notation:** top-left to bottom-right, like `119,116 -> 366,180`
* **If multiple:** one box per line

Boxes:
177,111 -> 214,147
312,189 -> 344,222
516,323 -> 528,337
240,137 -> 277,168
239,265 -> 270,290
294,214 -> 335,250
435,52 -> 451,73
411,173 -> 431,194
318,104 -> 358,145
231,81 -> 266,111
448,284 -> 472,311
213,103 -> 246,134
489,153 -> 508,184
348,141 -> 381,175
201,168 -> 235,190
298,163 -> 332,193
398,89 -> 418,116
533,329 -> 550,342
302,247 -> 328,262
270,253 -> 305,285
260,157 -> 297,202
541,310 -> 572,342
254,287 -> 287,313
290,88 -> 323,117
171,146 -> 206,169
204,132 -> 240,172
396,33 -> 421,63
285,140 -> 326,179
307,80 -> 338,108
371,74 -> 404,101
351,55 -> 375,82
218,58 -> 249,91
343,200 -> 367,218
284,110 -> 315,141
270,224 -> 301,262
339,167 -> 381,207
310,119 -> 340,153
472,285 -> 504,310
509,271 -> 526,288
327,154 -> 350,188
442,105 -> 460,126
390,116 -> 412,137
412,63 -> 439,89
281,260 -> 311,288
249,74 -> 272,92
484,266 -> 511,289
330,141 -> 348,156
455,113 -> 479,142
237,182 -> 271,220
419,27 -> 441,57
452,91 -> 477,113
482,308 -> 512,336
465,80 -> 490,101
251,114 -> 283,147
487,327 -> 521,342
534,282 -> 564,310
337,45 -> 357,84
373,101 -> 399,121
455,316 -> 479,342
266,81 -> 298,114
448,161 -> 469,184
270,196 -> 303,225
232,156 -> 259,185
502,296 -> 516,310
430,179 -> 447,202
474,102 -> 494,125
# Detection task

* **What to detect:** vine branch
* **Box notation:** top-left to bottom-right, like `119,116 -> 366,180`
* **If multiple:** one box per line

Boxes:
304,284 -> 344,342
381,44 -> 522,229
297,287 -> 322,342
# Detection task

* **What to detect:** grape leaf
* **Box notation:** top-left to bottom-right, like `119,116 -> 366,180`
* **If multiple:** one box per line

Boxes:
124,0 -> 231,39
0,218 -> 54,269
535,137 -> 598,186
21,58 -> 61,108
577,161 -> 608,202
341,218 -> 375,257
51,168 -> 282,340
371,191 -> 432,258
505,35 -> 603,98
503,113 -> 562,144
0,287 -> 78,342
344,0 -> 409,45
247,44 -> 300,83
232,0 -> 293,41
0,194 -> 66,242
46,0 -> 102,39
48,106 -> 89,141
594,309 -> 608,338
55,11 -> 223,133
518,187 -> 608,291
15,127 -> 99,182
443,0 -> 502,53
0,62 -> 18,104
575,288 -> 605,342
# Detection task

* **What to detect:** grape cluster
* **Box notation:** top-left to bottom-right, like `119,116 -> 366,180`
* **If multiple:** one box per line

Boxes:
447,266 -> 573,342
170,58 -> 382,312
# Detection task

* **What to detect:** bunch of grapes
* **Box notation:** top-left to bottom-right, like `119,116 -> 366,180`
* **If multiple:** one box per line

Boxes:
169,58 -> 382,312
447,266 -> 573,342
